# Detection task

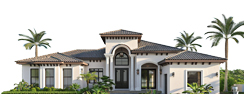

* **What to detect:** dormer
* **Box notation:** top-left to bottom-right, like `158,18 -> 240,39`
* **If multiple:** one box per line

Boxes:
100,29 -> 143,53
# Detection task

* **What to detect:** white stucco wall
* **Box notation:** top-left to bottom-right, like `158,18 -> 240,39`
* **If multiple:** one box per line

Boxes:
135,53 -> 176,91
83,60 -> 106,89
22,64 -> 85,89
161,65 -> 170,93
105,38 -> 138,53
169,62 -> 220,94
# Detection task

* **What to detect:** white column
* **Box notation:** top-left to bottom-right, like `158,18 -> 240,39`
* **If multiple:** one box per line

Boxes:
39,66 -> 42,88
42,66 -> 45,88
130,54 -> 136,91
57,64 -> 60,88
109,56 -> 114,79
109,55 -> 115,90
157,65 -> 160,91
106,55 -> 110,76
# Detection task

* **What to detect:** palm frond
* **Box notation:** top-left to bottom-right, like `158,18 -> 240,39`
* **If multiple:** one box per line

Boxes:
190,36 -> 202,44
24,43 -> 35,50
18,39 -> 34,43
207,25 -> 224,33
231,31 -> 244,38
232,37 -> 239,43
230,21 -> 244,34
19,34 -> 34,40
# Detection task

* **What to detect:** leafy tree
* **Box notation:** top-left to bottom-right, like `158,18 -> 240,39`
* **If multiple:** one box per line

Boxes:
80,72 -> 98,89
18,29 -> 52,57
205,14 -> 244,91
220,68 -> 244,91
174,31 -> 202,51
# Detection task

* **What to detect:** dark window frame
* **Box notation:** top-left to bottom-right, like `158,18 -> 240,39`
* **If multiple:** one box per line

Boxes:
30,69 -> 39,86
187,71 -> 201,86
89,68 -> 103,83
45,68 -> 54,87
115,52 -> 129,66
63,68 -> 72,88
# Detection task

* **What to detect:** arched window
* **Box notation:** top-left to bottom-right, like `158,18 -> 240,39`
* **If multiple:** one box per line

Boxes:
115,52 -> 129,66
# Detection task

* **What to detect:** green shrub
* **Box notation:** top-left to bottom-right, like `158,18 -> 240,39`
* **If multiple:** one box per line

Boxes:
10,89 -> 16,91
2,91 -> 79,94
64,87 -> 70,91
55,88 -> 64,91
35,87 -> 40,91
51,87 -> 56,91
43,87 -> 49,91
21,88 -> 30,91
31,88 -> 36,92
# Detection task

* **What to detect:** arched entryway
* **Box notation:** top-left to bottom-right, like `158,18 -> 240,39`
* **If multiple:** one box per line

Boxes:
141,63 -> 157,89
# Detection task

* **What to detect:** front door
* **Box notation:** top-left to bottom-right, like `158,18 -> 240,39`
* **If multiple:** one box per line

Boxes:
115,68 -> 129,89
141,69 -> 156,89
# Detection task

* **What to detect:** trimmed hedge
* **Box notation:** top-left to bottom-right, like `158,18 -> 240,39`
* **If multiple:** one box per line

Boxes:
1,91 -> 79,94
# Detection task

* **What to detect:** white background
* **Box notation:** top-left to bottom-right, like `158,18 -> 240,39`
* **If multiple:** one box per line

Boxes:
1,0 -> 244,93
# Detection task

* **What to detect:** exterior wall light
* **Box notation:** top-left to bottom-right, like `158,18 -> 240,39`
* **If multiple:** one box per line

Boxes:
137,69 -> 139,75
216,72 -> 218,77
160,69 -> 162,75
172,72 -> 175,77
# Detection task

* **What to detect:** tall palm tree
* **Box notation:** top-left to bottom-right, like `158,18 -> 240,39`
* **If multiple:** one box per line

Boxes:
205,14 -> 244,92
18,29 -> 52,57
174,31 -> 202,51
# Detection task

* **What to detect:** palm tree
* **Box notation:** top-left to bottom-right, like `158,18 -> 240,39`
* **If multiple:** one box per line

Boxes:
80,72 -> 98,89
205,14 -> 244,91
174,31 -> 202,51
18,29 -> 52,57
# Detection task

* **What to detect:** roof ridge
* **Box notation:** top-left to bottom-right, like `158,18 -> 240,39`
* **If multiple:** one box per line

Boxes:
57,53 -> 83,61
165,50 -> 187,59
62,47 -> 105,54
16,52 -> 59,62
140,40 -> 183,50
188,51 -> 226,59
99,29 -> 142,35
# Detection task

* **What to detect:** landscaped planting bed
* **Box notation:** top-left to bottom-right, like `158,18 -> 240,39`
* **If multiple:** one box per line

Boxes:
1,91 -> 79,94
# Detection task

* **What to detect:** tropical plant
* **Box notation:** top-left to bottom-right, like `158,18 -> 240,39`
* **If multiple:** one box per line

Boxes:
174,31 -> 202,51
69,83 -> 80,94
97,75 -> 115,91
204,84 -> 214,94
18,29 -> 52,57
205,14 -> 244,91
14,79 -> 30,91
80,72 -> 98,89
182,83 -> 208,94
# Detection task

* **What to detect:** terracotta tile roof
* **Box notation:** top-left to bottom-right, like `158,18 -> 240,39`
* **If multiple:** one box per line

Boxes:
132,40 -> 184,52
62,47 -> 106,60
16,52 -> 83,62
100,29 -> 142,35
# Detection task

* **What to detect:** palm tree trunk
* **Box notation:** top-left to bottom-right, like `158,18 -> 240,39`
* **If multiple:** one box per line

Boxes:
223,39 -> 228,92
186,47 -> 188,51
87,80 -> 89,89
35,45 -> 38,57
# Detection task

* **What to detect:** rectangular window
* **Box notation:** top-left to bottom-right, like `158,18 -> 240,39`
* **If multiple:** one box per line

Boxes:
63,68 -> 72,88
89,68 -> 103,83
187,71 -> 201,86
45,68 -> 54,87
31,69 -> 39,86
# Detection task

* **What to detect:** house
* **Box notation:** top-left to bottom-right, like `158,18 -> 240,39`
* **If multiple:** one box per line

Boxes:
16,29 -> 226,94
